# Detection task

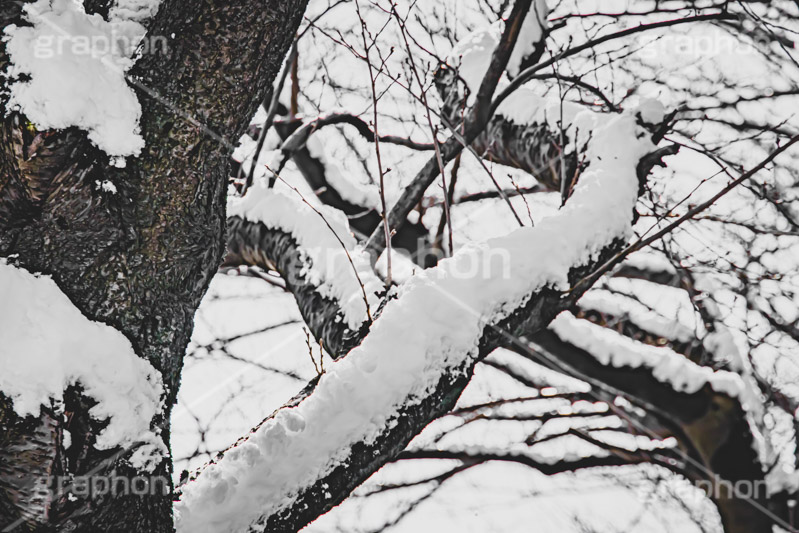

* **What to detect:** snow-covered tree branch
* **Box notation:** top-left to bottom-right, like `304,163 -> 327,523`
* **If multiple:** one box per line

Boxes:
2,1 -> 799,533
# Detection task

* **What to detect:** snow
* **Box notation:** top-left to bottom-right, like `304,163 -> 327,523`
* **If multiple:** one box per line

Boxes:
506,0 -> 549,77
578,289 -> 696,343
767,466 -> 799,496
306,135 -> 381,209
548,312 -> 762,417
175,105 -> 657,532
448,26 -> 499,105
446,6 -> 608,154
232,132 -> 282,182
233,115 -> 380,211
96,179 -> 118,193
0,261 -> 164,462
2,0 -> 161,160
620,250 -> 677,276
108,0 -> 162,23
447,0 -> 548,104
548,311 -> 772,476
228,185 -> 383,329
634,97 -> 667,125
702,328 -> 746,370
375,248 -> 416,284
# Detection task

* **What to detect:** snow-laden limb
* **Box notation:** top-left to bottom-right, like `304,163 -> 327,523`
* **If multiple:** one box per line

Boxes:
612,250 -> 681,287
444,0 -> 587,136
224,217 -> 371,358
367,0 -> 546,259
578,289 -> 697,344
549,312 -> 762,416
235,122 -> 381,210
228,185 -> 383,331
0,261 -> 164,460
175,107 -> 655,533
620,250 -> 678,277
2,0 -> 161,161
548,310 -> 775,470
267,117 -> 433,263
609,255 -> 756,372
437,4 -> 611,193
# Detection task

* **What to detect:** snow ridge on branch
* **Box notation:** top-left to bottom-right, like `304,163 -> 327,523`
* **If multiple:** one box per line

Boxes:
228,185 -> 383,330
175,105 -> 657,533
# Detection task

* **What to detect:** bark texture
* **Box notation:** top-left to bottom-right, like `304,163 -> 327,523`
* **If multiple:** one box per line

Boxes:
0,0 -> 307,530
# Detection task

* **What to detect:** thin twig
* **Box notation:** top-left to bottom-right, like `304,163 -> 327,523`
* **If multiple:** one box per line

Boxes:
390,2 -> 453,255
492,12 -> 737,117
356,0 -> 393,285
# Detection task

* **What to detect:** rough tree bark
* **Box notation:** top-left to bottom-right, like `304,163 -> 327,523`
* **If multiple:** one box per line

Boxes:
0,0 -> 307,530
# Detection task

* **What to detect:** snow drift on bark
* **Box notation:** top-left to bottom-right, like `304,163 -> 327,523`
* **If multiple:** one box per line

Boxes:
175,105 -> 657,533
2,0 -> 162,161
0,261 -> 164,464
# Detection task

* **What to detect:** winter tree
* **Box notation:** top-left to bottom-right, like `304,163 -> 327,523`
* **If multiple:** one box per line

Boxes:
1,1 -> 799,532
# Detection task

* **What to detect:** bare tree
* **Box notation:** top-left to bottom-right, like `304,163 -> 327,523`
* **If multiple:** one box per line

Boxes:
2,1 -> 799,533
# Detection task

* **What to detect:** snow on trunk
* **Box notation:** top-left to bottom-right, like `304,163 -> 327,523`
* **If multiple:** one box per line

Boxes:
3,0 -> 163,163
0,261 -> 165,470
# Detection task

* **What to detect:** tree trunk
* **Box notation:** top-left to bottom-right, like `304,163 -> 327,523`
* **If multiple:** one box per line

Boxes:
0,0 -> 307,530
